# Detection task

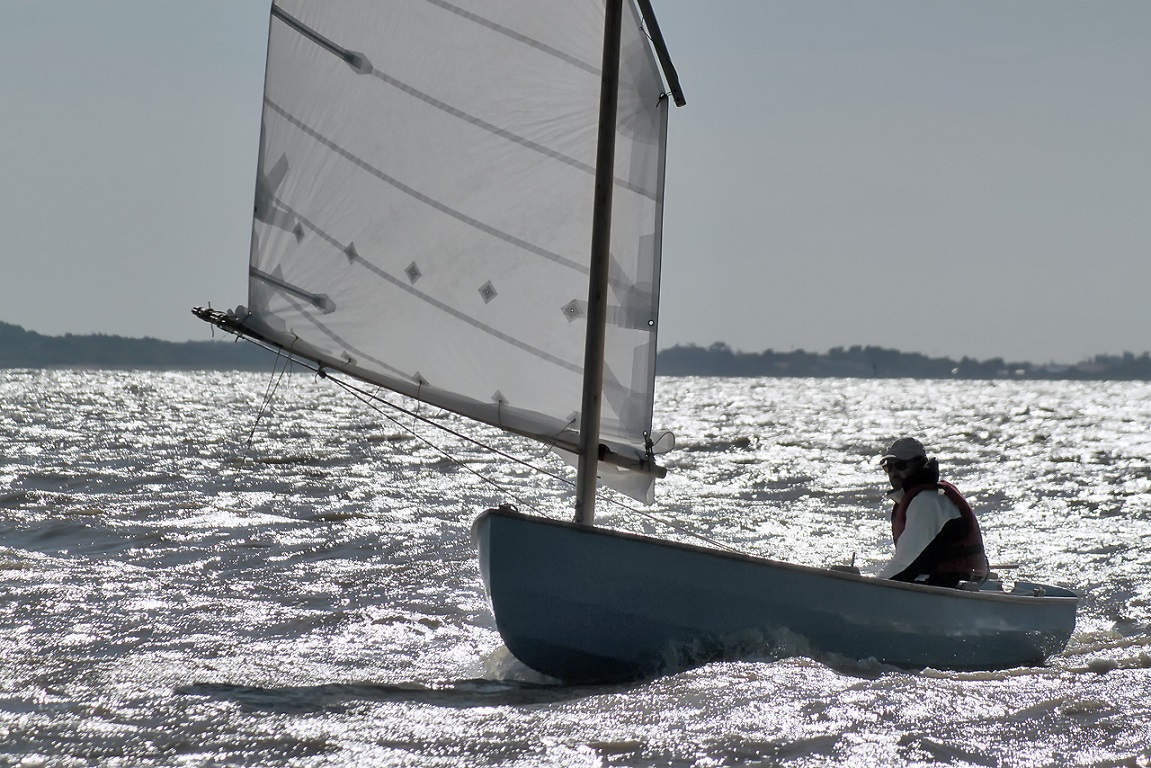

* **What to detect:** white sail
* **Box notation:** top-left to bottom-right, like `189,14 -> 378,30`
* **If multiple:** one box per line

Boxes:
240,0 -> 673,500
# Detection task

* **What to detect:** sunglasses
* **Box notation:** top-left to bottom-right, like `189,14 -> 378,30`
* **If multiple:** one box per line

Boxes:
881,458 -> 911,472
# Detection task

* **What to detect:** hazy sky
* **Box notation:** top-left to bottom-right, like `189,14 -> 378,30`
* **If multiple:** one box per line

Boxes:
2,1 -> 1148,363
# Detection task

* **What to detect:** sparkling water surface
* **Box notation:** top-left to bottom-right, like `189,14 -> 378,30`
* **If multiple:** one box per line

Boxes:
2,370 -> 1149,766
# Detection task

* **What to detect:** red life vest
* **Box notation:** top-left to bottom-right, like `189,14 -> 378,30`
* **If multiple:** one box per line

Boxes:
891,481 -> 989,580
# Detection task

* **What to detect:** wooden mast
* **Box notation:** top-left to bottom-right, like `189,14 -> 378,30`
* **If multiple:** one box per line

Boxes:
574,0 -> 624,526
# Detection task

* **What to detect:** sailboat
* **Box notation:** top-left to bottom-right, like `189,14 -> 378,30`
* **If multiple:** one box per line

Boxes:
196,0 -> 1078,683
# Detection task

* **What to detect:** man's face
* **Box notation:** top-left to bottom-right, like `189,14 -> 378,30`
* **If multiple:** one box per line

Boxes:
881,458 -> 911,490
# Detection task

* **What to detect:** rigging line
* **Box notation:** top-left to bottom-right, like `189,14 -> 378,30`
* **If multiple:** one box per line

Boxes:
325,373 -> 543,516
238,339 -> 297,467
208,339 -> 298,492
595,493 -> 745,555
309,366 -> 574,491
207,328 -> 746,553
323,367 -> 744,553
346,381 -> 572,491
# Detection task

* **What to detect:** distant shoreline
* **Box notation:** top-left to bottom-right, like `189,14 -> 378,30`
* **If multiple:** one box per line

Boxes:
3,322 -> 1150,380
656,342 -> 1151,380
0,321 -> 269,371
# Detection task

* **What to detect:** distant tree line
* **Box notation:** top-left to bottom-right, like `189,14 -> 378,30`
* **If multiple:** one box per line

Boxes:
5,322 -> 1151,379
0,322 -> 268,370
656,342 -> 1151,380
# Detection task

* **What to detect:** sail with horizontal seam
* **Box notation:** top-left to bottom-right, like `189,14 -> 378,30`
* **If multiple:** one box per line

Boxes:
239,0 -> 673,501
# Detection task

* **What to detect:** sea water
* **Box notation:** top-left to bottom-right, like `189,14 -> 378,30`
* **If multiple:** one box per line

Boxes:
1,370 -> 1149,767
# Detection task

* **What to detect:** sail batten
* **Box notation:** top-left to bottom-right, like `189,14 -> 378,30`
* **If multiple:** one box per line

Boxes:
250,199 -> 593,378
270,5 -> 370,72
420,0 -> 603,77
261,100 -> 592,274
232,0 -> 675,501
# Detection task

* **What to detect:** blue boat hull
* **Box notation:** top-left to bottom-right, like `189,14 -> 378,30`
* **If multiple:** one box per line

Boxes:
472,507 -> 1078,683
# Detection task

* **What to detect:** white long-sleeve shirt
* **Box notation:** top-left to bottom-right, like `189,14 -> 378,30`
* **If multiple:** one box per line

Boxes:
877,486 -> 962,579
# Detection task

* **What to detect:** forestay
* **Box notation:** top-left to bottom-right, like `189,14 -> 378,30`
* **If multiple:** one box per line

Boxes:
240,0 -> 673,501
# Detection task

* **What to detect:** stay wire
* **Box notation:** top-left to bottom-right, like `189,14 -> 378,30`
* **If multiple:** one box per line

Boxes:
215,331 -> 742,554
207,340 -> 296,494
322,369 -> 744,554
239,339 -> 295,462
324,373 -> 542,513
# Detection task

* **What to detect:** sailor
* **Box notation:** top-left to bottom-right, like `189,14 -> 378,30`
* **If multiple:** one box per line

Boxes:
877,437 -> 990,587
